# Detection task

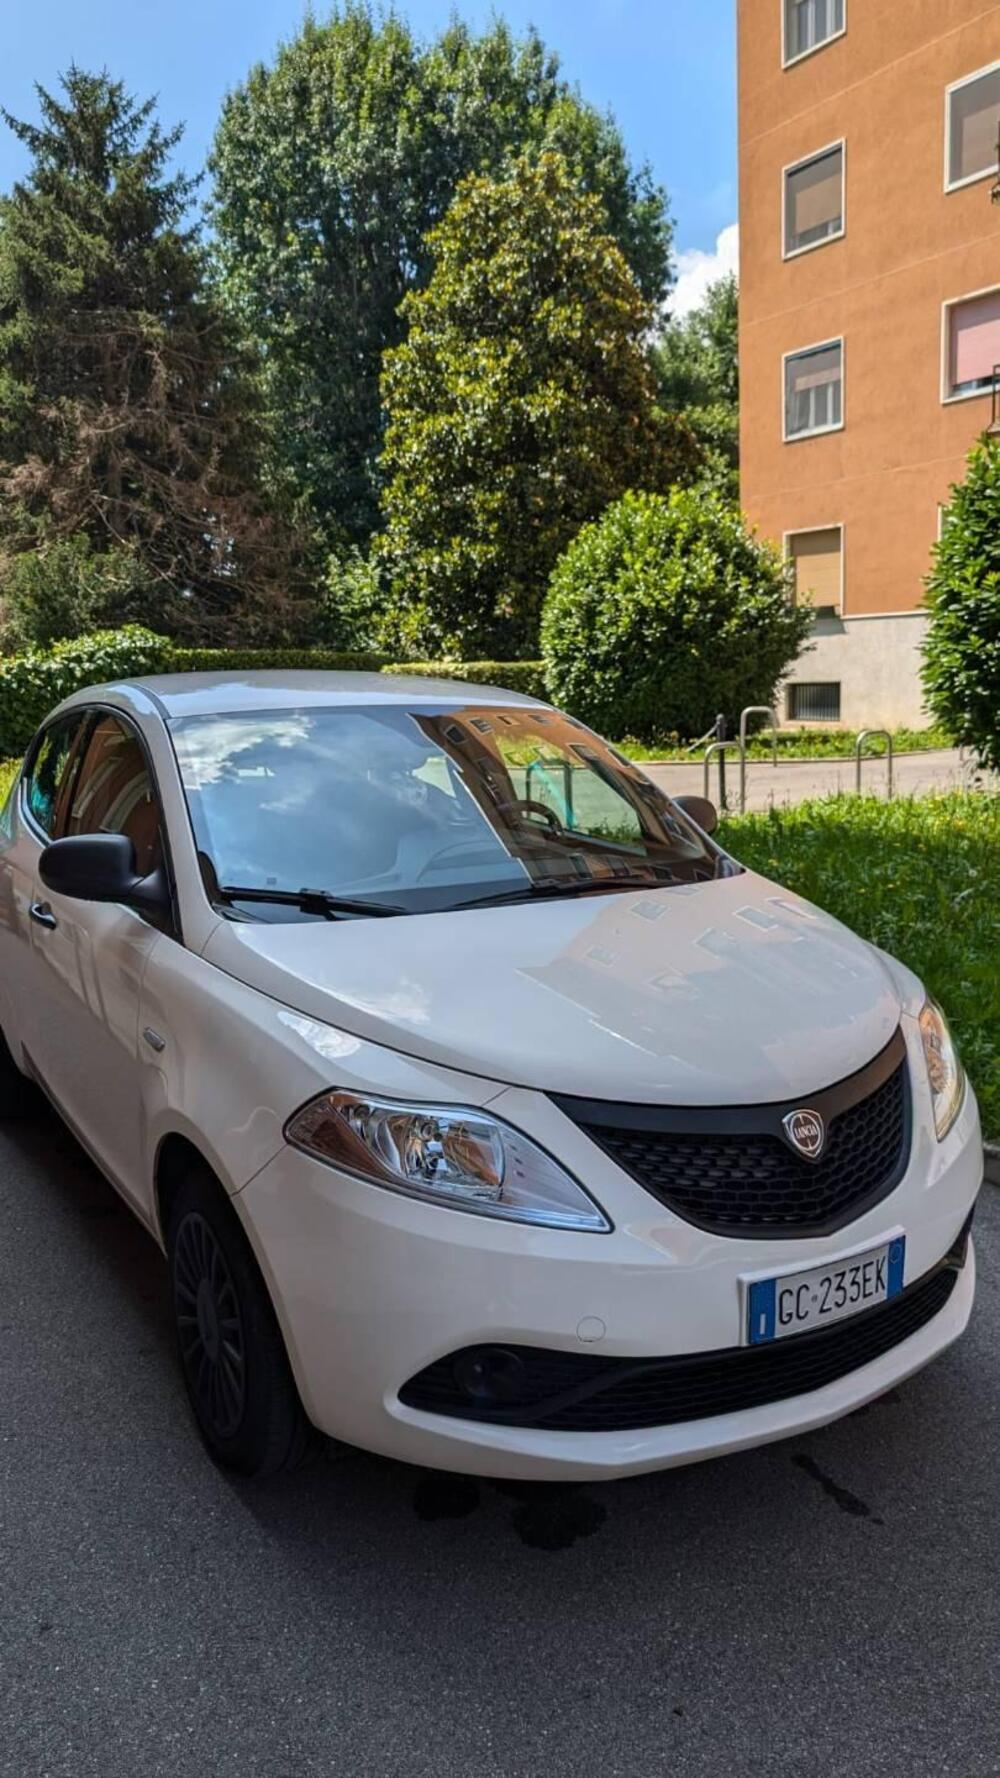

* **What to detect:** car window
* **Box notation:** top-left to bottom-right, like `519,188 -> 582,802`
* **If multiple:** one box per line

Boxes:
66,714 -> 163,878
23,714 -> 88,838
171,703 -> 735,922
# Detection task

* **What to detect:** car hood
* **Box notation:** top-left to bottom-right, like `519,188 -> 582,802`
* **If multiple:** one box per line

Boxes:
201,871 -> 904,1105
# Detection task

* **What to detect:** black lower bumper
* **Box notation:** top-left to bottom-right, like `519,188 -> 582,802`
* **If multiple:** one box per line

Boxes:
399,1213 -> 974,1434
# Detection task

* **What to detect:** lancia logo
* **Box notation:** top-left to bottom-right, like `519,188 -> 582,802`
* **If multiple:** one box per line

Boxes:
782,1108 -> 825,1161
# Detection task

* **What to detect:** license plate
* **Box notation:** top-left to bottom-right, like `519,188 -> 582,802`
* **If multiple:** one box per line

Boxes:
745,1236 -> 906,1345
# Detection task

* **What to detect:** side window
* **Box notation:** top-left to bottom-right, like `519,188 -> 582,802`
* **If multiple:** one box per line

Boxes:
23,715 -> 87,838
66,715 -> 162,878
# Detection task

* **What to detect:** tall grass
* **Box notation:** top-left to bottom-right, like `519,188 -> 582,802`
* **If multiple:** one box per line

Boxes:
720,793 -> 1000,1138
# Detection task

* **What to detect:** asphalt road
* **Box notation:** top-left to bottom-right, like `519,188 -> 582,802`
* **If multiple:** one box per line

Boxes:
2,1115 -> 998,1778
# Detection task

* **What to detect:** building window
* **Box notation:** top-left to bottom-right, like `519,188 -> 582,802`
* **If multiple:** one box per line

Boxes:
784,339 -> 843,440
945,62 -> 1000,191
943,289 -> 1000,401
783,0 -> 845,66
788,683 -> 841,722
784,143 -> 844,257
787,527 -> 843,614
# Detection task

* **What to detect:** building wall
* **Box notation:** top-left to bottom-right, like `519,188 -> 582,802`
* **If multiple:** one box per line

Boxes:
738,0 -> 1000,726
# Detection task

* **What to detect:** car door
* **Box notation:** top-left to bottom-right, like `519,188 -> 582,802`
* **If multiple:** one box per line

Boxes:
27,709 -> 170,1213
0,711 -> 90,1067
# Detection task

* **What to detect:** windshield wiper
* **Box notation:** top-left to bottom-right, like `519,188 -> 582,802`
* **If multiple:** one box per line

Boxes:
452,873 -> 677,911
216,885 -> 407,919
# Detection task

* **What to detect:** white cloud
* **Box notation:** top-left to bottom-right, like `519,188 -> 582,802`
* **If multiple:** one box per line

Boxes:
669,223 -> 740,319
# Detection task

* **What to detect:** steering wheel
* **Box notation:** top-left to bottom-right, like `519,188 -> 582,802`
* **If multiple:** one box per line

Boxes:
495,797 -> 566,835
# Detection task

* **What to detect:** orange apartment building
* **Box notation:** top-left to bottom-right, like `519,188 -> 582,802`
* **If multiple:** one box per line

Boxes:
738,0 -> 1000,727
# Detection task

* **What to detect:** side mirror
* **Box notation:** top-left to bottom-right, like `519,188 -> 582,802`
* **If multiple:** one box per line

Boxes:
673,793 -> 719,836
39,833 -> 170,918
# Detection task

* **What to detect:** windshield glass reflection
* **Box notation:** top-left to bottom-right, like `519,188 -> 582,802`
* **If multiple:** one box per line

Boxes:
171,704 -> 736,920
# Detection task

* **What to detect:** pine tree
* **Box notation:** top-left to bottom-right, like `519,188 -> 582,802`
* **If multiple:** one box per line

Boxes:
0,68 -> 304,644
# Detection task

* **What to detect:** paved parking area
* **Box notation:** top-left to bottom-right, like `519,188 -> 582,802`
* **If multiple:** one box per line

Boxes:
1,1116 -> 998,1778
644,746 -> 977,812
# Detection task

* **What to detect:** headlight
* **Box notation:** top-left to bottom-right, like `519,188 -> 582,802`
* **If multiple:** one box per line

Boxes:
285,1091 -> 611,1232
919,999 -> 965,1140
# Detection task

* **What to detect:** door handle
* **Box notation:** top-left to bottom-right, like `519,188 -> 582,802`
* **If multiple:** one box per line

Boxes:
29,901 -> 58,930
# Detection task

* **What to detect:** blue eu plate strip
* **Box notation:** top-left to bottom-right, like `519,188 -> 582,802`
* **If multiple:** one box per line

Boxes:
887,1237 -> 906,1299
748,1278 -> 777,1345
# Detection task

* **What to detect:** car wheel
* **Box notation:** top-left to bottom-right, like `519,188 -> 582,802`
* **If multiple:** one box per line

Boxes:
0,1027 -> 42,1120
166,1167 -> 314,1478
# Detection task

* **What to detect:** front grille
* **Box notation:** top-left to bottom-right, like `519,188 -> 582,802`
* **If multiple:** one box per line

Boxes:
400,1230 -> 971,1433
552,1029 -> 910,1238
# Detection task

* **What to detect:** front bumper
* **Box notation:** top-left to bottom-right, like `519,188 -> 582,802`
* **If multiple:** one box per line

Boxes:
236,1045 -> 982,1481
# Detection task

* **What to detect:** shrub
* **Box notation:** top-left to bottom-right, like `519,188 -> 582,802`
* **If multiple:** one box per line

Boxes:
381,661 -> 547,699
318,550 -> 393,651
168,647 -> 392,673
0,628 -> 547,756
1,536 -> 159,648
922,436 -> 1000,773
541,489 -> 811,741
0,627 -> 172,757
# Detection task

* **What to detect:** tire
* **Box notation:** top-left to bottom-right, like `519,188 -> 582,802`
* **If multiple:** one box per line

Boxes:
166,1166 -> 313,1478
0,1026 -> 42,1120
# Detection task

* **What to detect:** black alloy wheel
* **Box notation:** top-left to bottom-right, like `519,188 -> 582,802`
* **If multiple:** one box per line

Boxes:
173,1210 -> 247,1441
166,1168 -> 313,1478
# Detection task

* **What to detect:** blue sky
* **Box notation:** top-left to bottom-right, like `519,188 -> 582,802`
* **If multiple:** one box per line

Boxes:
1,0 -> 737,311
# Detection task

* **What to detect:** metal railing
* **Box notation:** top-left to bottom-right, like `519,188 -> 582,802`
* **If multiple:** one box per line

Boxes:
854,729 -> 894,798
703,741 -> 743,812
699,711 -> 898,813
738,706 -> 779,815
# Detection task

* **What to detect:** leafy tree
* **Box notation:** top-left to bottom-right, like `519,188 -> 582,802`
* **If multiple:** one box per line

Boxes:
375,153 -> 698,659
209,5 -> 673,549
922,436 -> 1000,772
653,273 -> 739,496
542,488 -> 811,742
0,69 -> 305,645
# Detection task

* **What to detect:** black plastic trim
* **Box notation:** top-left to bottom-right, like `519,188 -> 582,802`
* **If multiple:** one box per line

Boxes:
551,1027 -> 906,1134
400,1211 -> 975,1432
549,1028 -> 912,1240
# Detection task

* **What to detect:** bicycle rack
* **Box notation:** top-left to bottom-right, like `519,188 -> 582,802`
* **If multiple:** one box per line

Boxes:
703,741 -> 744,813
855,729 -> 894,798
738,705 -> 779,814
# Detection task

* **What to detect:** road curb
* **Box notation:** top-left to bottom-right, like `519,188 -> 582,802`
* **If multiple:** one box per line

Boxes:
985,1144 -> 1000,1187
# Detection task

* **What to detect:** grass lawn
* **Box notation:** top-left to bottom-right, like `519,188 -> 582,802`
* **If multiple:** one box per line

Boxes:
719,793 -> 1000,1140
617,725 -> 952,763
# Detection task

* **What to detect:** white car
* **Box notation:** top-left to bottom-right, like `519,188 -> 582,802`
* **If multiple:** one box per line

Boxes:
0,673 -> 981,1480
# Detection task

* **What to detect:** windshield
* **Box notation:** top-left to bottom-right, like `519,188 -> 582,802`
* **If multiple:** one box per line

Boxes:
170,703 -> 738,921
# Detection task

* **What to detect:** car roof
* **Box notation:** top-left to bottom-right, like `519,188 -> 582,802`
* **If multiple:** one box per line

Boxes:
59,670 -> 545,720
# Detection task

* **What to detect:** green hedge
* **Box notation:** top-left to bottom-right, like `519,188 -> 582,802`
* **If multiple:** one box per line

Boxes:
171,649 -> 548,698
0,631 -> 548,756
167,647 -> 393,673
380,660 -> 548,699
0,627 -> 172,758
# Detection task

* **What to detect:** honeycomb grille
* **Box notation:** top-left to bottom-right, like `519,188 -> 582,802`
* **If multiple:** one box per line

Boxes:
559,1040 -> 910,1238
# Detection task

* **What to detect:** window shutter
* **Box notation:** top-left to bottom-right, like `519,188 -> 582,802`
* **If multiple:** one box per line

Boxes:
950,292 -> 1000,391
787,149 -> 843,249
789,530 -> 842,608
949,69 -> 1000,185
